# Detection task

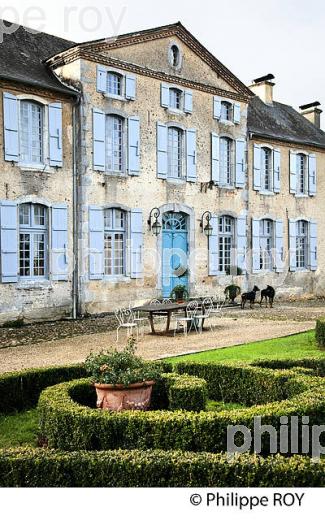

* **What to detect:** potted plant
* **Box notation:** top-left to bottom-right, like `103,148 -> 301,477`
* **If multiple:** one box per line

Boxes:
224,284 -> 241,304
170,284 -> 189,302
84,337 -> 161,412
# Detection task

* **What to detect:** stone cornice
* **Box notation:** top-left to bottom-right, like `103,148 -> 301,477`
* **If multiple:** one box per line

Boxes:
48,48 -> 250,103
250,132 -> 325,152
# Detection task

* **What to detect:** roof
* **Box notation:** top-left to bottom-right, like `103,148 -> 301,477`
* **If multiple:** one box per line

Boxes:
46,21 -> 253,98
0,20 -> 77,95
248,95 -> 325,149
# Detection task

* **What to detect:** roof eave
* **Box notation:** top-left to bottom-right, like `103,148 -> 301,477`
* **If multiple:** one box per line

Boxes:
0,73 -> 79,97
249,130 -> 325,150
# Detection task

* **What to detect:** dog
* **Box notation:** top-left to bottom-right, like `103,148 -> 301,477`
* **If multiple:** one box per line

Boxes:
260,285 -> 275,308
241,286 -> 260,309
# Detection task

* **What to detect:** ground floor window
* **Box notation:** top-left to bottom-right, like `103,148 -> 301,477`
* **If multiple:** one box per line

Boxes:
218,215 -> 234,272
104,208 -> 126,276
19,203 -> 48,278
259,219 -> 273,270
296,220 -> 308,269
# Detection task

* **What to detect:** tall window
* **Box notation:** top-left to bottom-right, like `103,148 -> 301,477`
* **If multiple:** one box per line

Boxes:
296,153 -> 307,194
220,101 -> 232,121
296,220 -> 308,269
168,126 -> 183,178
259,219 -> 273,270
218,215 -> 234,272
20,101 -> 43,164
220,137 -> 232,186
19,203 -> 47,278
169,88 -> 182,110
106,115 -> 124,173
261,147 -> 272,191
170,45 -> 180,67
104,208 -> 126,276
106,72 -> 122,96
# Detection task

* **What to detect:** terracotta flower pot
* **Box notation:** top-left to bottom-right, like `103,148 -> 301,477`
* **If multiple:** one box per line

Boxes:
94,381 -> 155,411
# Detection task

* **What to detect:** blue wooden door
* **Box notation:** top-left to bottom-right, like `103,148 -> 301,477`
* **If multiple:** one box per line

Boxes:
162,212 -> 188,297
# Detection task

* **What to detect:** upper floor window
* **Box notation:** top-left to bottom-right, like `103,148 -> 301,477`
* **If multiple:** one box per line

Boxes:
106,114 -> 124,173
296,153 -> 307,195
107,72 -> 122,97
259,219 -> 273,271
218,215 -> 234,273
169,44 -> 181,68
104,208 -> 126,276
261,147 -> 272,191
169,88 -> 182,110
167,126 -> 183,179
19,203 -> 48,278
19,101 -> 43,165
219,137 -> 233,186
296,220 -> 308,269
220,101 -> 232,121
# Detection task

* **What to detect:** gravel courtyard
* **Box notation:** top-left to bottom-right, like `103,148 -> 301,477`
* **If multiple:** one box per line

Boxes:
0,300 -> 322,373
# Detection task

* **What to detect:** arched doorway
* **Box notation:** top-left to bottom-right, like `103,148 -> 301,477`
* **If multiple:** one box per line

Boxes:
162,211 -> 189,297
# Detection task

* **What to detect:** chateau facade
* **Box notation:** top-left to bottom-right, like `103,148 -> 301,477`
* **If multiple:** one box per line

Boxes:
0,21 -> 324,323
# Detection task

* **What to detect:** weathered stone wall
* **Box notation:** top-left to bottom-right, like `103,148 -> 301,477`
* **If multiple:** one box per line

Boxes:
0,82 -> 74,324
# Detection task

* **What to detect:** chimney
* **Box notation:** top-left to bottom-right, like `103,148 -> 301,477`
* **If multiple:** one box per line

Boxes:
249,73 -> 275,104
299,101 -> 322,129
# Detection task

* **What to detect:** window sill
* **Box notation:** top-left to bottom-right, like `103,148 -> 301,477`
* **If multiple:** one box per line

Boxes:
103,275 -> 131,283
103,93 -> 126,102
19,163 -> 50,173
259,190 -> 275,196
101,171 -> 127,178
217,185 -> 235,191
219,119 -> 234,126
165,177 -> 187,185
166,107 -> 185,116
17,279 -> 52,289
295,194 -> 309,198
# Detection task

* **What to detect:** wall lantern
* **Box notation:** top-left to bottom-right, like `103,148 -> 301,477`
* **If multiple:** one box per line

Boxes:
148,207 -> 162,236
200,211 -> 213,237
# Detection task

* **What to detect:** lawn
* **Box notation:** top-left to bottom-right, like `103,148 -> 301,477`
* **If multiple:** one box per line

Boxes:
0,408 -> 38,448
166,330 -> 324,364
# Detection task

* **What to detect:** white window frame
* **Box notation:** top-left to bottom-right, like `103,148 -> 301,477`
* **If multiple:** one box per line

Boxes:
105,113 -> 126,175
169,87 -> 183,112
296,153 -> 308,196
16,95 -> 49,170
220,101 -> 233,122
261,146 -> 273,192
167,125 -> 184,179
18,203 -> 48,280
259,219 -> 274,271
219,136 -> 234,187
218,215 -> 235,273
103,208 -> 127,277
296,220 -> 308,270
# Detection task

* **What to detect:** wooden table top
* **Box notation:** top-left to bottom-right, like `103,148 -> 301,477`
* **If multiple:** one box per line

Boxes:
133,302 -> 188,313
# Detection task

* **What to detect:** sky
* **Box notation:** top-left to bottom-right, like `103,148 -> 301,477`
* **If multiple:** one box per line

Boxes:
2,0 -> 325,128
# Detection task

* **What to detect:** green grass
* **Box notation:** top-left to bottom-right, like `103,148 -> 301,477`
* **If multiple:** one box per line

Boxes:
166,330 -> 325,364
0,408 -> 39,448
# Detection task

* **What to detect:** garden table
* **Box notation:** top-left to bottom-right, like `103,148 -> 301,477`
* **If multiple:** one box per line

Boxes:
133,302 -> 189,335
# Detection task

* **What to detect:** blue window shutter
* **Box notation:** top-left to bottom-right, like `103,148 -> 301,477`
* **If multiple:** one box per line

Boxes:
0,200 -> 18,283
3,92 -> 19,162
211,132 -> 220,184
48,103 -> 63,167
97,65 -> 107,93
275,219 -> 284,273
308,154 -> 317,196
208,215 -> 218,275
125,74 -> 136,100
184,90 -> 193,113
252,218 -> 260,273
289,151 -> 297,194
93,108 -> 105,171
253,144 -> 261,191
130,209 -> 143,279
309,220 -> 317,271
237,214 -> 247,273
157,122 -> 168,179
273,149 -> 281,193
233,103 -> 241,124
213,96 -> 221,120
289,219 -> 296,271
128,116 -> 140,176
235,139 -> 246,188
161,84 -> 169,108
51,204 -> 68,281
89,206 -> 104,280
186,128 -> 196,182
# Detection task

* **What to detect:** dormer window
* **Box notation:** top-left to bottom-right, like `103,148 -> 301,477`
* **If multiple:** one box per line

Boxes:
169,88 -> 182,110
220,101 -> 232,121
107,72 -> 122,97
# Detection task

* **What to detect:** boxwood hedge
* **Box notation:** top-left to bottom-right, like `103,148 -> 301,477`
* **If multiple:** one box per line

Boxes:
1,448 -> 325,487
38,365 -> 325,454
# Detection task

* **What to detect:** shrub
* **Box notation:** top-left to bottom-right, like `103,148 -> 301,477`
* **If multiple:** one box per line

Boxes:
316,319 -> 325,349
0,364 -> 86,413
161,373 -> 207,412
38,367 -> 325,454
1,448 -> 325,487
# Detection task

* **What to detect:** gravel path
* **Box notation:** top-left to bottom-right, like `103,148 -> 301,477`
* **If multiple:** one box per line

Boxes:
0,316 -> 314,374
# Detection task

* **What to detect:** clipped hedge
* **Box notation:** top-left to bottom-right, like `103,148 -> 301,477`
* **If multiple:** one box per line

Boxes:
1,448 -> 325,487
0,364 -> 87,413
316,319 -> 325,349
161,373 -> 207,412
38,367 -> 325,454
252,357 -> 325,376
